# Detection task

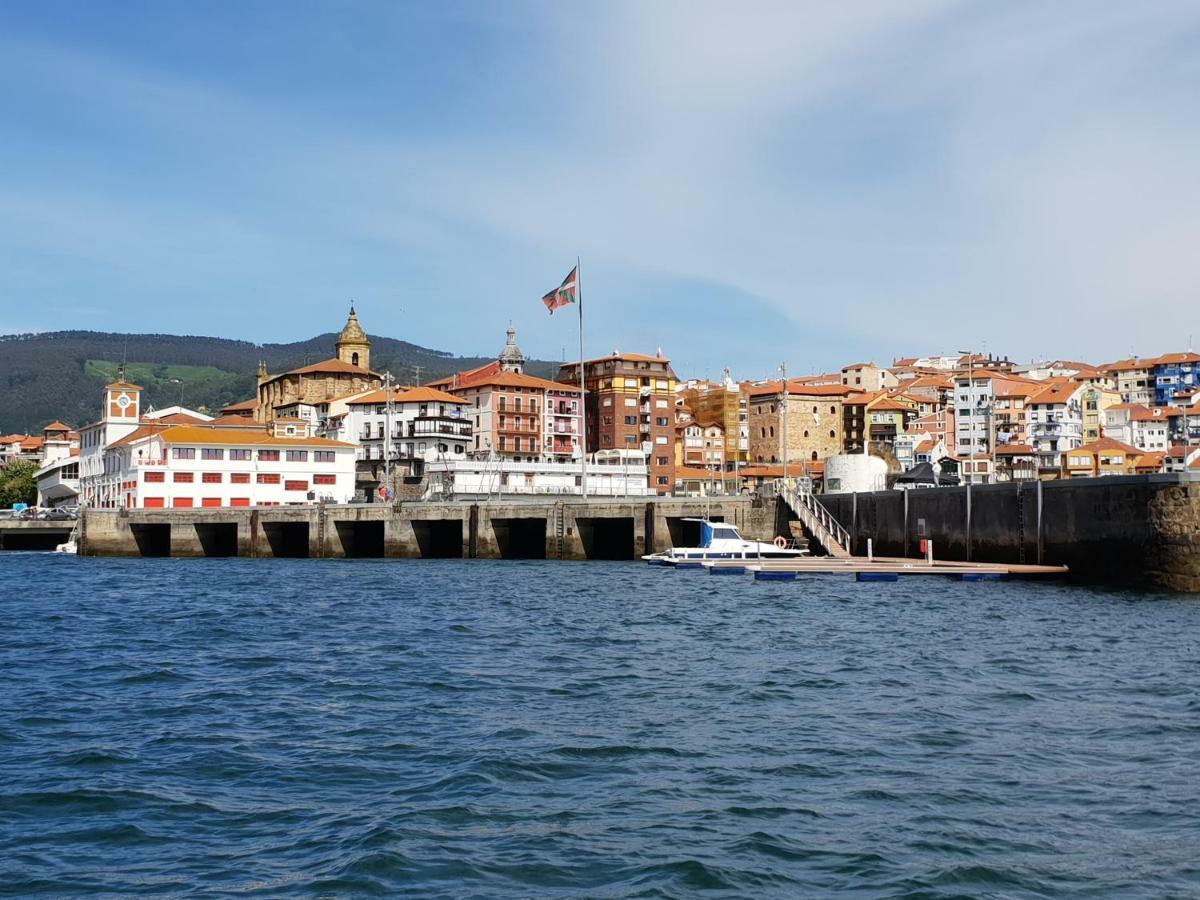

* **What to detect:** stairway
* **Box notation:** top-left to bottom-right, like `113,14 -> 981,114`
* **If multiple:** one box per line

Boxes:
779,483 -> 852,558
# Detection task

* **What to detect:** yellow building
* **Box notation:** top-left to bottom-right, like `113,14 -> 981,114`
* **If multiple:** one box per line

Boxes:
1062,437 -> 1143,478
1079,383 -> 1121,442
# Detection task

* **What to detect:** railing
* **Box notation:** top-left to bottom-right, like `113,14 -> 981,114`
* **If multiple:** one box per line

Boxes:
778,480 -> 852,558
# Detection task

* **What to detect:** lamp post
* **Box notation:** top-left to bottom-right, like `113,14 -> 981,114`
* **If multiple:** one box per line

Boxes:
778,363 -> 788,492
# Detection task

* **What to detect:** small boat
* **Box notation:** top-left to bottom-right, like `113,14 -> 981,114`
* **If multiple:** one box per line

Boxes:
643,518 -> 808,565
55,524 -> 79,555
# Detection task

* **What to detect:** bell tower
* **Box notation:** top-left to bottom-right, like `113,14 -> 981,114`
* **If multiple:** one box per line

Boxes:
335,306 -> 371,370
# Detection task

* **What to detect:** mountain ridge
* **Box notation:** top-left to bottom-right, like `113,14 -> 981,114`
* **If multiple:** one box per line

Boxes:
0,330 -> 561,433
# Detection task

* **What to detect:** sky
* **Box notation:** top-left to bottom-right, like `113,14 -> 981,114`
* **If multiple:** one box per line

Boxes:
1,1 -> 1198,380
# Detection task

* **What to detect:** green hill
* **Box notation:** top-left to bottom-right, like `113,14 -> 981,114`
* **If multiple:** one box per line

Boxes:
0,330 -> 560,434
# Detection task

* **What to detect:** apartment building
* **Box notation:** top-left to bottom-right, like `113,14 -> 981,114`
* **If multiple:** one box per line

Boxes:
557,351 -> 678,493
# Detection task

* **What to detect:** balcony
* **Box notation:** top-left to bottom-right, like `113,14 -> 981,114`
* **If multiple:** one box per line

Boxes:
410,417 -> 471,438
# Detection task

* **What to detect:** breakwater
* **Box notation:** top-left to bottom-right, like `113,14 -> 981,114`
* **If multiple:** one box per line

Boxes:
816,474 -> 1200,592
74,497 -> 775,560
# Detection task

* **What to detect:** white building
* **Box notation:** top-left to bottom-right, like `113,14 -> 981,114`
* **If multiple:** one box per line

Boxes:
78,378 -> 356,508
325,386 -> 473,471
425,450 -> 651,499
954,372 -> 995,482
1028,381 -> 1085,472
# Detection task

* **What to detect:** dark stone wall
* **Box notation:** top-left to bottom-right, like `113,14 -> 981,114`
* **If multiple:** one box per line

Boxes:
820,475 -> 1200,592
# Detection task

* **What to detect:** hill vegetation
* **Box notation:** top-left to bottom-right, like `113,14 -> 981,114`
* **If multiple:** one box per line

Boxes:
0,330 -> 560,434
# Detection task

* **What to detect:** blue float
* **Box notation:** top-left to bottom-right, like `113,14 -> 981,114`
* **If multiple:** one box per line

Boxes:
856,572 -> 900,583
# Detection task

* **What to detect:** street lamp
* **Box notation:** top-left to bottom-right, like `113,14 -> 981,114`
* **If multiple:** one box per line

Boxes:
778,362 -> 788,491
957,350 -> 976,484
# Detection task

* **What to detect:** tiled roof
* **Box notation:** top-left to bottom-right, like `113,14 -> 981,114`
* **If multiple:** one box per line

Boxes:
347,386 -> 469,406
266,358 -> 379,380
42,420 -> 72,432
446,371 -> 581,393
220,398 -> 260,412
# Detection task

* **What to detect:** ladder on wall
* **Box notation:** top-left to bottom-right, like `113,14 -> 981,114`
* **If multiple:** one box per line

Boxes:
553,500 -> 566,560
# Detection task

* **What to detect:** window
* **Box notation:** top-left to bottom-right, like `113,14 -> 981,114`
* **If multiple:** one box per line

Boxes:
230,497 -> 250,507
201,448 -> 224,460
172,497 -> 193,508
285,480 -> 308,491
259,450 -> 280,461
173,472 -> 193,483
172,447 -> 195,459
231,473 -> 250,484
314,451 -> 335,463
657,476 -> 668,485
144,471 -> 165,483
286,450 -> 308,462
657,456 -> 668,466
230,449 -> 251,461
830,430 -> 836,438
202,472 -> 222,484
257,473 -> 280,484
625,435 -> 637,444
314,473 -> 336,485
624,415 -> 637,425
143,497 -> 165,508
656,417 -> 668,426
202,498 -> 221,508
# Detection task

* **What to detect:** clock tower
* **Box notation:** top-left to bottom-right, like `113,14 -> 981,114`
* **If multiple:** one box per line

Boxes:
103,369 -> 143,444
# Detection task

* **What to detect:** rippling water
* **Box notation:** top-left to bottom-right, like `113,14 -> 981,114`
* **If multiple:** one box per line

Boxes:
2,554 -> 1199,897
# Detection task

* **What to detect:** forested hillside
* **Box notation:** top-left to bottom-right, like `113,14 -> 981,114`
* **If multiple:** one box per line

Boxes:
0,331 -> 559,433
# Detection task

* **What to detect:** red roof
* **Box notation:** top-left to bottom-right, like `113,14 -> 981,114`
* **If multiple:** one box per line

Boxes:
348,386 -> 469,406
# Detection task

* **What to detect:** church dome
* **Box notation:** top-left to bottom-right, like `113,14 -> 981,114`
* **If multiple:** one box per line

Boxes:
498,321 -> 526,373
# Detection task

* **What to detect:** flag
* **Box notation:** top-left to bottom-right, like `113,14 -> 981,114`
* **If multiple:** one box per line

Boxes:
542,266 -> 578,314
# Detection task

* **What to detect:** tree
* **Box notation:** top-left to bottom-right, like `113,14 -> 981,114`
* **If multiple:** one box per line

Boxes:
0,459 -> 39,507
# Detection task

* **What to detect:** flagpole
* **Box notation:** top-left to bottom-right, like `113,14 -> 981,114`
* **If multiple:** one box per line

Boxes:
577,256 -> 588,499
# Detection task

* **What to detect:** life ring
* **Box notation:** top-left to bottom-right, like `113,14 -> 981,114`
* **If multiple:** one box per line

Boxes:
378,485 -> 389,501
773,536 -> 787,549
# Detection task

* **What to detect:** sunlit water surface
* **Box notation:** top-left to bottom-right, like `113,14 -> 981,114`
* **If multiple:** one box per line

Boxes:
2,555 -> 1198,897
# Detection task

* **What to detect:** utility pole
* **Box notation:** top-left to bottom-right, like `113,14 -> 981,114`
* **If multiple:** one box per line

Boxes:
779,362 -> 788,490
383,371 -> 394,500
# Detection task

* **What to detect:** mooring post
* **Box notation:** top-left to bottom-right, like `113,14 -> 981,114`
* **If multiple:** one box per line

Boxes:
965,483 -> 972,563
1036,479 -> 1044,565
902,488 -> 909,558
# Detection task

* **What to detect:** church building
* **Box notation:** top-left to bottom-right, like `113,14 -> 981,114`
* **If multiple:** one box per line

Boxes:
255,308 -> 383,423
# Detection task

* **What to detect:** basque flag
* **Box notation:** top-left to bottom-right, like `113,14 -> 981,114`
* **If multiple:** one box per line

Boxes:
542,266 -> 578,314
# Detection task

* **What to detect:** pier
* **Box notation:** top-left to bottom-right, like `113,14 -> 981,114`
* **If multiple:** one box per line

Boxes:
71,497 -> 777,560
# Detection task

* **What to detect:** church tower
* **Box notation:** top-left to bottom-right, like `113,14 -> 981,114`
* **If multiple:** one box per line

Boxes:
335,306 -> 371,370
498,321 -> 526,374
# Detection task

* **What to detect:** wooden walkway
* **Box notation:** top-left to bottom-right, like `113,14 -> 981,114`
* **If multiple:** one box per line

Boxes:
664,555 -> 1069,581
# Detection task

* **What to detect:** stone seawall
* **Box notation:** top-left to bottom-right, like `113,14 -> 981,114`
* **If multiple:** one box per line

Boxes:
78,497 -> 778,561
818,474 -> 1200,592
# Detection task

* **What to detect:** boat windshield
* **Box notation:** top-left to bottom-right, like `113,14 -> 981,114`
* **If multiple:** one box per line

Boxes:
711,526 -> 741,542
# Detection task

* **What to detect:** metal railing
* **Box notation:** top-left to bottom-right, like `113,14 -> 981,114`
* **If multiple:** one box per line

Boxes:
779,480 -> 851,558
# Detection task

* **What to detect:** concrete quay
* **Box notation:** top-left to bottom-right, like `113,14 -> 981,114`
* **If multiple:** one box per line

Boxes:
0,519 -> 75,551
817,473 -> 1200,593
76,497 -> 776,560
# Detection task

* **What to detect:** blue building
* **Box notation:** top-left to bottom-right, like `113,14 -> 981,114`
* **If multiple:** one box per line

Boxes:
1152,352 -> 1200,406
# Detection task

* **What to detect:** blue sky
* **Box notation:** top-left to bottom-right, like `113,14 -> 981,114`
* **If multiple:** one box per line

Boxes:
1,1 -> 1198,379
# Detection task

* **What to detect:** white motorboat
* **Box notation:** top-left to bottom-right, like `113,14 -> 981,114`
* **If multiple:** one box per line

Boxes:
642,518 -> 807,565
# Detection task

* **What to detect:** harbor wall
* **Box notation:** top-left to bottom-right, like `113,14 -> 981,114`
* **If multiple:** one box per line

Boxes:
819,475 -> 1200,592
75,497 -> 778,561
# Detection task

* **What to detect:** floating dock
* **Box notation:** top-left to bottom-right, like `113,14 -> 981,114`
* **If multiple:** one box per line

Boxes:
670,555 -> 1070,582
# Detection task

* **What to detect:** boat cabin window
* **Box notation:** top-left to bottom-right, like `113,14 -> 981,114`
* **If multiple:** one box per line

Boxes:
712,526 -> 739,541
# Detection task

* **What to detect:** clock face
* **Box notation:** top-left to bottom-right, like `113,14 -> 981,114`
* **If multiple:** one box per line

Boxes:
116,394 -> 131,410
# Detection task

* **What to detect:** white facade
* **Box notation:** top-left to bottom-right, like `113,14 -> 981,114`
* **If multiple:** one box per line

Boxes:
424,450 -> 651,499
105,425 -> 356,509
1028,385 -> 1085,470
954,374 -> 995,482
325,387 -> 473,468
